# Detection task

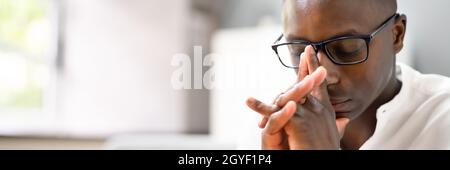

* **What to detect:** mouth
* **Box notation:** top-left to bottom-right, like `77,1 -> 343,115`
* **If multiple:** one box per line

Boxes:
330,98 -> 352,114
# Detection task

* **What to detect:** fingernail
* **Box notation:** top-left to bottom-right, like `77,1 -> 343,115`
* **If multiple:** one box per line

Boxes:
246,97 -> 257,106
246,97 -> 254,103
307,45 -> 316,55
317,66 -> 326,73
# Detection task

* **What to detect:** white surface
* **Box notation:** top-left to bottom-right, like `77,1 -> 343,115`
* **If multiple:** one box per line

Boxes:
105,134 -> 235,150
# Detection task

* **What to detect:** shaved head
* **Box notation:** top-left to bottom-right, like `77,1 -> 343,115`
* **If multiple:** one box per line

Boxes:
283,0 -> 397,17
282,0 -> 398,41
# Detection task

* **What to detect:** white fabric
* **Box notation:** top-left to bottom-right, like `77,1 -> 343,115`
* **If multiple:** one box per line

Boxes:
360,63 -> 450,149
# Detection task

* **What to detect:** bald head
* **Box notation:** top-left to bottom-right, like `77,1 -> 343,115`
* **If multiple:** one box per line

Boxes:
282,0 -> 398,42
283,0 -> 397,24
283,0 -> 397,16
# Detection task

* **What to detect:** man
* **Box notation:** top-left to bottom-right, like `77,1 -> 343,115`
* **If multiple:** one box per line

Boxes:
246,0 -> 450,149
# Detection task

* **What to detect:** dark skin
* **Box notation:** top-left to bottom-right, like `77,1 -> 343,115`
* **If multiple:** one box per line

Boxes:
246,0 -> 406,149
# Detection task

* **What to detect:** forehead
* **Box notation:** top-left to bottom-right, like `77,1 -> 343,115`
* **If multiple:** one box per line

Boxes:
282,0 -> 376,42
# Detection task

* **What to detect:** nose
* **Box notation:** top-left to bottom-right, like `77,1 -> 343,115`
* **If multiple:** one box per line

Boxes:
316,51 -> 339,85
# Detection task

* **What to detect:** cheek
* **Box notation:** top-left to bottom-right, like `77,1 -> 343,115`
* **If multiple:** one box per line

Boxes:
339,53 -> 393,111
352,45 -> 394,107
341,68 -> 377,105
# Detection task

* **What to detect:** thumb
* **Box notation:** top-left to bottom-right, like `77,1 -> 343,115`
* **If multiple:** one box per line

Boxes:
336,118 -> 350,139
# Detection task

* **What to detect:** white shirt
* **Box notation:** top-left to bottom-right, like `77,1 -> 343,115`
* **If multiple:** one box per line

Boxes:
360,63 -> 450,149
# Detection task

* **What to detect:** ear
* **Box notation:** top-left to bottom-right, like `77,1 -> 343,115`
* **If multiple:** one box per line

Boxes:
392,14 -> 407,54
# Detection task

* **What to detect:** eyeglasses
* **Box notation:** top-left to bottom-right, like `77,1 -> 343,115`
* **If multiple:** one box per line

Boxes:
271,13 -> 399,69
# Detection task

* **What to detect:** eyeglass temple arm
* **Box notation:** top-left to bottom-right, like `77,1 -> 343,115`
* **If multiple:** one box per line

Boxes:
370,13 -> 399,38
274,34 -> 283,44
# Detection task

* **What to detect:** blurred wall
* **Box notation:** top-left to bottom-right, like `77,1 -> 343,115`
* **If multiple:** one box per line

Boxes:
398,0 -> 450,76
58,0 -> 191,136
218,0 -> 282,28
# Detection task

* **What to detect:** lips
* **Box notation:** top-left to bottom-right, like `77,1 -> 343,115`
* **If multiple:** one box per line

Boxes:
329,98 -> 352,113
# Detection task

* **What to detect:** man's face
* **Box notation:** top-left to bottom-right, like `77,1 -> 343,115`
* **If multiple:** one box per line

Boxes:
282,0 -> 400,119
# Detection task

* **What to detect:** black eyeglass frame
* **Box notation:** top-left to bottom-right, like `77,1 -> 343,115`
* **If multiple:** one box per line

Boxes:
271,13 -> 399,69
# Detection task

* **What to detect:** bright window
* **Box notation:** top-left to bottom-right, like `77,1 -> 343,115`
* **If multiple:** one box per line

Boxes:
0,0 -> 51,113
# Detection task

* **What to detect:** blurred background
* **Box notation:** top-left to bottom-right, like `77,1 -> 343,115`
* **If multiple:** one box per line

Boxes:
0,0 -> 449,149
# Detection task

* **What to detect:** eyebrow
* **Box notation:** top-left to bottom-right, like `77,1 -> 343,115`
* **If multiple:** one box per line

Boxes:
286,28 -> 363,42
